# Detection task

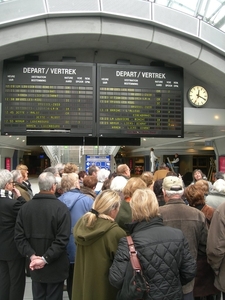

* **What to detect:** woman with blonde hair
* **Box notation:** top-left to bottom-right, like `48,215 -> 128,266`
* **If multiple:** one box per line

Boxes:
16,164 -> 33,198
63,162 -> 78,174
72,190 -> 126,300
11,170 -> 31,201
141,171 -> 154,189
115,177 -> 146,233
109,188 -> 196,300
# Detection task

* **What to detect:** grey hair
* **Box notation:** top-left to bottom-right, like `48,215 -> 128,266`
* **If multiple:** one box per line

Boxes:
55,163 -> 65,173
110,176 -> 127,192
0,169 -> 13,189
97,169 -> 110,182
11,170 -> 22,182
43,167 -> 58,176
55,176 -> 62,189
164,189 -> 184,198
38,172 -> 56,191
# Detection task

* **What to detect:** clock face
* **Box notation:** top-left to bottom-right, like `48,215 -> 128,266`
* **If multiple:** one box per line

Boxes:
188,86 -> 208,107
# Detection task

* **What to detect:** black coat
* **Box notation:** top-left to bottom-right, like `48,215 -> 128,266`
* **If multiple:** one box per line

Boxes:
15,192 -> 71,283
0,194 -> 26,260
109,217 -> 196,300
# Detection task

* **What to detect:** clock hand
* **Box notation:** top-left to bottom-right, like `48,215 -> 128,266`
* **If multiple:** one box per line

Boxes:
198,95 -> 206,101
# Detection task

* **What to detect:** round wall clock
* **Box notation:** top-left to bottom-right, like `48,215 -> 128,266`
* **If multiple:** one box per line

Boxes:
187,86 -> 208,107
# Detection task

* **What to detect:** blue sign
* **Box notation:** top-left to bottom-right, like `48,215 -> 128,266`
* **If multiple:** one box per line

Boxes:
85,155 -> 111,172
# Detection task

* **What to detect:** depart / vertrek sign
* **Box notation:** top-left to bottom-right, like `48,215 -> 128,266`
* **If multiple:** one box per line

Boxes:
2,61 -> 184,138
2,61 -> 96,137
97,64 -> 183,138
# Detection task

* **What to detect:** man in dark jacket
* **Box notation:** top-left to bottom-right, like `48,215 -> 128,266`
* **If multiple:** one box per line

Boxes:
15,172 -> 71,300
159,176 -> 208,300
0,169 -> 26,300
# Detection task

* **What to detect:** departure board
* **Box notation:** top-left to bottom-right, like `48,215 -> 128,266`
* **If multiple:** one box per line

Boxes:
97,64 -> 183,138
2,62 -> 96,136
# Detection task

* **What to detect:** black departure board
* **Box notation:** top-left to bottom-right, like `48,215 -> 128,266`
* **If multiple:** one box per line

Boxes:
2,62 -> 96,136
97,64 -> 184,138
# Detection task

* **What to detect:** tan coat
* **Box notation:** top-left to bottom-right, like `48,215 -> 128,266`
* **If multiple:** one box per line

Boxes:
14,182 -> 32,201
207,201 -> 225,292
159,198 -> 208,294
153,169 -> 169,181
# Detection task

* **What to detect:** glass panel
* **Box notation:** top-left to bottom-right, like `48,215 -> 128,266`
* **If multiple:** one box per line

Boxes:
154,0 -> 225,32
0,0 -> 46,25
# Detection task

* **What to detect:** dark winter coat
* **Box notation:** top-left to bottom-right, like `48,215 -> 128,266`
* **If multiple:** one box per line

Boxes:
72,217 -> 126,300
15,192 -> 71,283
0,190 -> 26,260
193,204 -> 219,297
109,217 -> 196,300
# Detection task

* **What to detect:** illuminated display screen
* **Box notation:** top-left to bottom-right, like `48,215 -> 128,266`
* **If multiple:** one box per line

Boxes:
2,62 -> 96,136
2,62 -> 183,139
97,64 -> 183,138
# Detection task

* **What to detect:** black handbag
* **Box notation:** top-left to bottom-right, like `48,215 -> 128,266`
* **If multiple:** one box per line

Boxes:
116,236 -> 150,300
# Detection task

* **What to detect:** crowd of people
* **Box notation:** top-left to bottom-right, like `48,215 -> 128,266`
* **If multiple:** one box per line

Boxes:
1,161 -> 225,300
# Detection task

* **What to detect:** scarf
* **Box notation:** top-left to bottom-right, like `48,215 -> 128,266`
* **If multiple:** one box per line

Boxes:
0,189 -> 13,199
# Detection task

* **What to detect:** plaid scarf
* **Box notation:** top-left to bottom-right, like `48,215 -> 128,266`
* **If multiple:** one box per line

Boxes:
0,189 -> 13,199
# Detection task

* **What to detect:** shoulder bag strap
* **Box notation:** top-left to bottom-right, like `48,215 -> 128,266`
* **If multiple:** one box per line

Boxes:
126,236 -> 142,272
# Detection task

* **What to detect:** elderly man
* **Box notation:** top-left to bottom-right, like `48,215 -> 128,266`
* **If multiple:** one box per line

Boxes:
0,169 -> 26,300
159,176 -> 208,300
87,165 -> 100,177
116,164 -> 131,180
15,172 -> 71,300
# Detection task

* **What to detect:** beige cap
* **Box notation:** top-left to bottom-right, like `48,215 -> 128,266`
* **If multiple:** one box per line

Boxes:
163,176 -> 183,191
